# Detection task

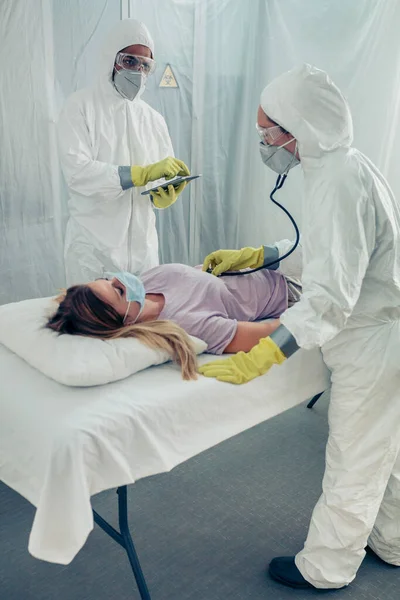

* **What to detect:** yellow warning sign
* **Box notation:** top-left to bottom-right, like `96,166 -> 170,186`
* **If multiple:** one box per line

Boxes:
159,64 -> 178,88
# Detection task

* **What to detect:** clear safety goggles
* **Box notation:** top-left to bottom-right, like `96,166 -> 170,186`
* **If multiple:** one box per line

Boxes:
115,52 -> 156,75
256,122 -> 288,145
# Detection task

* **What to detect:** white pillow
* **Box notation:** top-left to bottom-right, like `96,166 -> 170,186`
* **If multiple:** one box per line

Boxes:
0,297 -> 207,387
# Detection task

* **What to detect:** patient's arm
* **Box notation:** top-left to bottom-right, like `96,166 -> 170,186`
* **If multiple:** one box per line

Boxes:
223,320 -> 281,354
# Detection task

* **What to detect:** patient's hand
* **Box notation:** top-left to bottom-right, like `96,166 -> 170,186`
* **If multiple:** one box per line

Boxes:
223,320 -> 281,354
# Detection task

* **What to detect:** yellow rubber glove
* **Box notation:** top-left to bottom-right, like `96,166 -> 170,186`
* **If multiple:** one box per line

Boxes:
202,246 -> 264,277
198,337 -> 286,384
131,157 -> 190,187
150,181 -> 187,209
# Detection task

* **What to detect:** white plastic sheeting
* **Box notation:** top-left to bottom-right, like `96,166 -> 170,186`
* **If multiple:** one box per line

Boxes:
0,0 -> 121,304
1,0 -> 400,304
146,0 -> 400,262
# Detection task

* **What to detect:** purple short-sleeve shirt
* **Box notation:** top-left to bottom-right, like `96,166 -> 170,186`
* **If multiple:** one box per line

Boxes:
140,264 -> 288,354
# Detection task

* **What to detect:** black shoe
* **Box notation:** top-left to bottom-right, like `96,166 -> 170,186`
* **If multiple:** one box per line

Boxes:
268,556 -> 315,589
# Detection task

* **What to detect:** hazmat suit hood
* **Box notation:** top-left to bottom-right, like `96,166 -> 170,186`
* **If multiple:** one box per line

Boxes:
260,64 -> 353,159
99,18 -> 154,89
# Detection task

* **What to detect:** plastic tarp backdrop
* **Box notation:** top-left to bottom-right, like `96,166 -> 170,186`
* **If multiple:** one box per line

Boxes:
1,0 -> 400,304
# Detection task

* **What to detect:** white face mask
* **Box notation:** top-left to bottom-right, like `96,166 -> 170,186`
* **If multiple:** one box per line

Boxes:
113,69 -> 146,101
259,138 -> 300,174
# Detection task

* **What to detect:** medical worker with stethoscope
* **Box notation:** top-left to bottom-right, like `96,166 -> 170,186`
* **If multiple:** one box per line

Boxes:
201,64 -> 400,591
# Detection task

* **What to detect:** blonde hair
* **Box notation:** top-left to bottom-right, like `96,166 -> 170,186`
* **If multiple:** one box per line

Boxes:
47,285 -> 197,380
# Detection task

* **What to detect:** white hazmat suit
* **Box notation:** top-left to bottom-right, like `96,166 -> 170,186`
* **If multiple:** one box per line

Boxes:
58,19 -> 174,284
260,64 -> 400,588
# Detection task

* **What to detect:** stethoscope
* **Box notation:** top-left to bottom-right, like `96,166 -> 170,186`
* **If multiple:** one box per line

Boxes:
207,171 -> 300,276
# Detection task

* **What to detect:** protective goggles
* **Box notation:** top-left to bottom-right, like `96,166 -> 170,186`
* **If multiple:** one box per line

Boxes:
256,123 -> 288,145
115,52 -> 156,75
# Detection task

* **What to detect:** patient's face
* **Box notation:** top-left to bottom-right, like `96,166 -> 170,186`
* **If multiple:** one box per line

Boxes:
88,279 -> 141,323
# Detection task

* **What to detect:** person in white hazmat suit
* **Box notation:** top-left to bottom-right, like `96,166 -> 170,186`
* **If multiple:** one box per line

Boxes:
58,19 -> 190,285
201,64 -> 400,589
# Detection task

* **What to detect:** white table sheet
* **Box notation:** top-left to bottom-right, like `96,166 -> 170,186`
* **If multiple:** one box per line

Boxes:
0,342 -> 330,564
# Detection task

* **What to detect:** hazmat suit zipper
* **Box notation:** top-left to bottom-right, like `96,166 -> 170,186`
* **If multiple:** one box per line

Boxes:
126,102 -> 133,273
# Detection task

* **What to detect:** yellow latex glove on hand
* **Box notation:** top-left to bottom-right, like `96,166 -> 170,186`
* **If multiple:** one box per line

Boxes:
150,181 -> 187,209
131,157 -> 190,187
198,337 -> 286,384
202,246 -> 264,277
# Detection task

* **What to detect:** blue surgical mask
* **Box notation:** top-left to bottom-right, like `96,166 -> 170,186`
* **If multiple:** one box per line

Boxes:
104,271 -> 145,323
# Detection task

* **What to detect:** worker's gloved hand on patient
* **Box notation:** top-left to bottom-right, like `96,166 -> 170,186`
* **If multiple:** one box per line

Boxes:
202,246 -> 264,277
198,336 -> 286,384
130,157 -> 190,187
150,181 -> 187,209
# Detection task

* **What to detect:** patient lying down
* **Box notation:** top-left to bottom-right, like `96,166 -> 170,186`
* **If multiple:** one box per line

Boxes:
47,264 -> 301,380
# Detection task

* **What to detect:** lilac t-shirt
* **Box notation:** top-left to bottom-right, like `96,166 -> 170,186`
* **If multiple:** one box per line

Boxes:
140,264 -> 288,354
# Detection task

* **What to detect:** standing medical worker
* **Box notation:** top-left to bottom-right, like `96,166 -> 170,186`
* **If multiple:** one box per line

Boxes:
58,19 -> 189,285
201,65 -> 400,589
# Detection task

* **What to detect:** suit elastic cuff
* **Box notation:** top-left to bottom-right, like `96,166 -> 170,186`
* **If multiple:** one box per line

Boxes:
270,324 -> 299,358
262,245 -> 280,270
118,166 -> 134,190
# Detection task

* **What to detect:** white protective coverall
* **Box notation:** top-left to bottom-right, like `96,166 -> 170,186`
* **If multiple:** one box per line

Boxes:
261,64 -> 400,588
58,19 -> 174,285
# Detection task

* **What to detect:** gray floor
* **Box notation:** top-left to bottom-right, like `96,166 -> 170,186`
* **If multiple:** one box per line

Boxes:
1,393 -> 398,599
